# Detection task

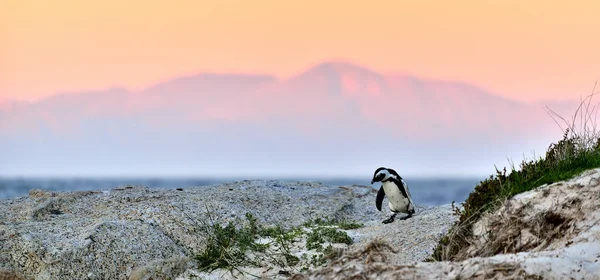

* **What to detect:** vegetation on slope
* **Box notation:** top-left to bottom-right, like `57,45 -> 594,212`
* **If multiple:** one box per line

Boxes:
430,87 -> 600,261
188,208 -> 363,276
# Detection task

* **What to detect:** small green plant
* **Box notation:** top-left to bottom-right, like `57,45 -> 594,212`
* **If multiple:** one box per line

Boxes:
195,213 -> 266,272
337,220 -> 364,230
302,217 -> 364,230
306,227 -> 353,251
309,253 -> 327,267
185,207 -> 362,276
430,86 -> 600,262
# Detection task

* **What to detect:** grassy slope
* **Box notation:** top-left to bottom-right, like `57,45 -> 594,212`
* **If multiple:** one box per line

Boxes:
430,89 -> 600,261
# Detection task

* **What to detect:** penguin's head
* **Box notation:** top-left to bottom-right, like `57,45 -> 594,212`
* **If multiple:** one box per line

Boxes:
371,167 -> 389,184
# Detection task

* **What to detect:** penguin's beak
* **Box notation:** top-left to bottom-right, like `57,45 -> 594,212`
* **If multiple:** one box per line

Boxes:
370,180 -> 374,184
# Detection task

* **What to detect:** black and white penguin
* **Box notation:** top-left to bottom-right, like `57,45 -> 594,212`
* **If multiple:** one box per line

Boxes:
371,167 -> 415,224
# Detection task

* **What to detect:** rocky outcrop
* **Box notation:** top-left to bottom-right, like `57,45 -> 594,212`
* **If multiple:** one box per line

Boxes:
293,168 -> 600,280
7,167 -> 595,280
0,180 -> 455,280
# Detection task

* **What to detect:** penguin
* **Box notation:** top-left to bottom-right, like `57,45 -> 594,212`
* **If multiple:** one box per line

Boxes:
371,167 -> 415,224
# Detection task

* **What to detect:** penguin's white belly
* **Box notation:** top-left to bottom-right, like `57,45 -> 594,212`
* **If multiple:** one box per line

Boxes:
382,181 -> 410,213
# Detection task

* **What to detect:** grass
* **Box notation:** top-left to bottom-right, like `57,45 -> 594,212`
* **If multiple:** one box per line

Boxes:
429,85 -> 600,261
302,217 -> 364,230
305,226 -> 353,251
186,208 -> 363,276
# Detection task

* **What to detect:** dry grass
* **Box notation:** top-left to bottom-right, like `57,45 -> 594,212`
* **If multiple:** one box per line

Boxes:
330,239 -> 398,265
545,82 -> 600,152
289,239 -> 405,280
455,201 -> 579,260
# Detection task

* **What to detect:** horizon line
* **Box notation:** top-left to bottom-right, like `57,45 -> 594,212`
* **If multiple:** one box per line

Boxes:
0,172 -> 486,181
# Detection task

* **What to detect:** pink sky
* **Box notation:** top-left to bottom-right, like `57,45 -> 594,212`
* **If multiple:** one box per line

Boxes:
1,0 -> 599,102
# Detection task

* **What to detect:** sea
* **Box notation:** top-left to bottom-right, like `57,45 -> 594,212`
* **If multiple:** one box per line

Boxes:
0,177 -> 482,206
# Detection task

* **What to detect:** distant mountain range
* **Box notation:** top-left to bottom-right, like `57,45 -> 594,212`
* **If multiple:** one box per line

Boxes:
0,62 -> 581,177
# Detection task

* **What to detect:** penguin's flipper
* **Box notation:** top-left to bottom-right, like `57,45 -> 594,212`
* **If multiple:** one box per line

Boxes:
376,186 -> 385,211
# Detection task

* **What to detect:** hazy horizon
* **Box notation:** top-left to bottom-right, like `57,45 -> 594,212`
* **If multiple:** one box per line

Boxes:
2,1 -> 598,180
1,61 -> 576,178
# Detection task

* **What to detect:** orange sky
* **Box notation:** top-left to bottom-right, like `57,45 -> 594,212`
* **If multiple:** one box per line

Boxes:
1,0 -> 599,102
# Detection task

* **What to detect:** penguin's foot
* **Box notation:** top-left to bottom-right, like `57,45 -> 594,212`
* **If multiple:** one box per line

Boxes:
399,213 -> 413,221
382,213 -> 397,224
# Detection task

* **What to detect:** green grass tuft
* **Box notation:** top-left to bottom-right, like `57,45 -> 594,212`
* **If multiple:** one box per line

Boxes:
306,226 -> 353,251
302,217 -> 364,230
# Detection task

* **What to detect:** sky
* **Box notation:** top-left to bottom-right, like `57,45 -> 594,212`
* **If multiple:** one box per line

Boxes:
1,0 -> 600,102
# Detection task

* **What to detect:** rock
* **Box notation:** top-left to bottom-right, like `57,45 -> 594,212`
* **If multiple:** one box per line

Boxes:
0,269 -> 32,280
129,256 -> 194,280
27,189 -> 54,198
1,180 -> 452,279
349,204 -> 456,265
5,170 -> 600,279
294,168 -> 600,279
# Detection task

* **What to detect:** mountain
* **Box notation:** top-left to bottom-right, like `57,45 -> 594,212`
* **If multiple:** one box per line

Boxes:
0,62 -> 578,177
0,98 -> 26,109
